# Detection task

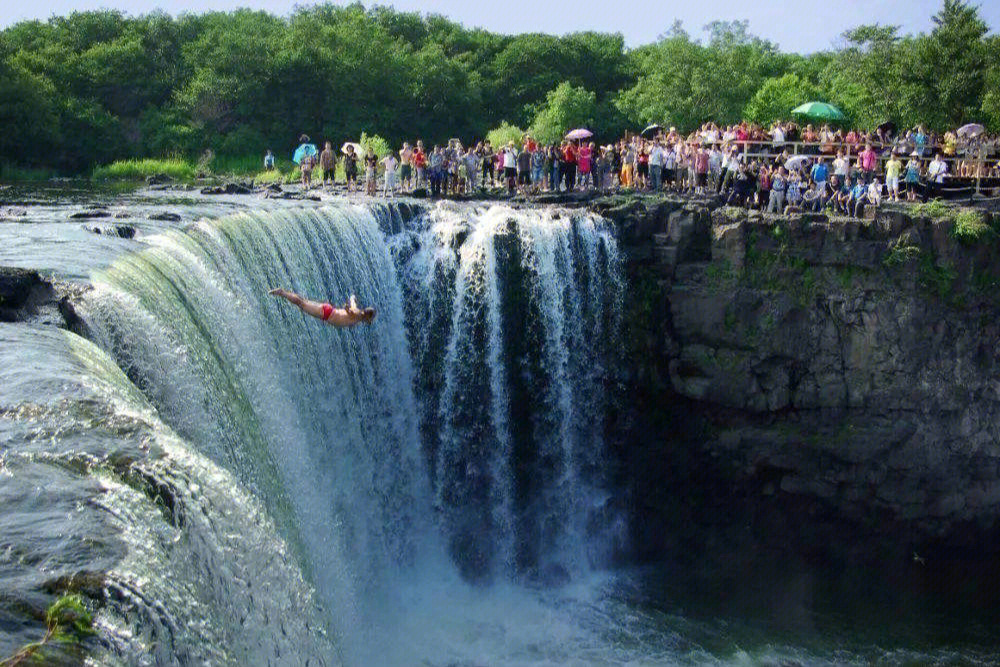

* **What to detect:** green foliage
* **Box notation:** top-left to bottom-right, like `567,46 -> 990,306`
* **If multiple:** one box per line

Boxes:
358,132 -> 390,160
92,158 -> 196,181
0,594 -> 95,666
46,595 -> 95,641
0,2 -> 997,177
744,73 -> 821,126
951,210 -> 993,244
617,21 -> 787,132
883,240 -> 921,268
529,82 -> 598,144
912,199 -> 953,219
486,122 -> 525,149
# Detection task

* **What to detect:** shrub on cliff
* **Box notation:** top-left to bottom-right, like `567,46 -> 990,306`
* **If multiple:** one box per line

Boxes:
951,210 -> 993,244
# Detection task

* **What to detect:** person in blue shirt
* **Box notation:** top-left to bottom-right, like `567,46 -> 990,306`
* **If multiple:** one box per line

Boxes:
810,158 -> 829,196
914,126 -> 928,157
850,180 -> 868,218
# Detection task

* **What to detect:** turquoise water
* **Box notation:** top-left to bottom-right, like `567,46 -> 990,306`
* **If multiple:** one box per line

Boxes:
2,188 -> 999,665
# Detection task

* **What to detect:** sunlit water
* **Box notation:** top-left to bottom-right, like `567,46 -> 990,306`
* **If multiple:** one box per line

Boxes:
2,186 -> 999,665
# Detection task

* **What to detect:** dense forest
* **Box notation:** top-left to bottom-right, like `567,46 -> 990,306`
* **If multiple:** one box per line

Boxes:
1,0 -> 998,172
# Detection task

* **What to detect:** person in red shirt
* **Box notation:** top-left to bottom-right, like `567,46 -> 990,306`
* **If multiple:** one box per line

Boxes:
636,145 -> 649,189
523,133 -> 538,154
413,142 -> 427,189
695,148 -> 710,194
562,141 -> 577,190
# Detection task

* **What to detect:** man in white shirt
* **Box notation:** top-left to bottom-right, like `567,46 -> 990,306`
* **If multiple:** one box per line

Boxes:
926,153 -> 948,200
648,141 -> 665,190
832,150 -> 849,179
771,123 -> 785,149
927,154 -> 948,183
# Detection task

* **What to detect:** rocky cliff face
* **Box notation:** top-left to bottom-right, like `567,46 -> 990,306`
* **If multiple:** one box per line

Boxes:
594,195 -> 1000,595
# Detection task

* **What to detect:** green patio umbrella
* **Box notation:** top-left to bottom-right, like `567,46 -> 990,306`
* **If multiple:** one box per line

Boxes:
791,102 -> 846,122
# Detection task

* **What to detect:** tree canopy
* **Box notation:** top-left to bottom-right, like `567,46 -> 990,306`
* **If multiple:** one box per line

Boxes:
0,1 -> 996,172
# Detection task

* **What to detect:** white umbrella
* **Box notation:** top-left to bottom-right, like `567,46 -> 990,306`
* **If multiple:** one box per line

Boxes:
565,128 -> 593,140
341,142 -> 364,155
784,155 -> 810,171
957,123 -> 985,138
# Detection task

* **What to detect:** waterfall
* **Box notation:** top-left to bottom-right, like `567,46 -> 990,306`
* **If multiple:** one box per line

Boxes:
393,203 -> 624,581
77,200 -> 624,663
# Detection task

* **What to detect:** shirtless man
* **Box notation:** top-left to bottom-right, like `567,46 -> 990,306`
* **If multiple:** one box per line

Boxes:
269,288 -> 375,327
399,142 -> 414,192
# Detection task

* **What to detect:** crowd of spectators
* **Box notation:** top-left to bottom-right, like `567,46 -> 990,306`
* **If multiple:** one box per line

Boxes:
288,120 -> 1000,217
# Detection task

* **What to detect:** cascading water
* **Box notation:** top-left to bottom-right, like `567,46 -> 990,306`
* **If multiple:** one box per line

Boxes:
392,203 -> 625,582
75,199 -> 625,664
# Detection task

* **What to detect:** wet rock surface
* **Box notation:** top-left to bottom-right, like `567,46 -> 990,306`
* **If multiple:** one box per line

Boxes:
600,195 -> 1000,595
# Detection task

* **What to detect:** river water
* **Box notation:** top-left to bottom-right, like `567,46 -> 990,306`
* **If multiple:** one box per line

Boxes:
1,184 -> 997,665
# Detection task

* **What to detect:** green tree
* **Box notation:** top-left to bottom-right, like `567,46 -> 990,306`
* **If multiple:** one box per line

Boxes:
820,25 -> 909,130
914,0 -> 989,127
982,36 -> 1000,131
486,122 -> 524,149
743,73 -> 820,125
529,82 -> 599,144
617,21 -> 783,132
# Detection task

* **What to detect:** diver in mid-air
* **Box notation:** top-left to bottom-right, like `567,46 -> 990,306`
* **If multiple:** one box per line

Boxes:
269,288 -> 376,328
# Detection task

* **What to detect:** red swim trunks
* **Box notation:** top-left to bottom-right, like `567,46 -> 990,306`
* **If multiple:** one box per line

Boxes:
320,303 -> 334,321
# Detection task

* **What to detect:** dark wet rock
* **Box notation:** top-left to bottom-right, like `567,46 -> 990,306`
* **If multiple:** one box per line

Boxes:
69,210 -> 111,219
610,196 -> 1000,588
89,225 -> 136,239
114,212 -> 130,219
201,182 -> 252,195
0,267 -> 53,322
148,212 -> 181,222
145,173 -> 175,185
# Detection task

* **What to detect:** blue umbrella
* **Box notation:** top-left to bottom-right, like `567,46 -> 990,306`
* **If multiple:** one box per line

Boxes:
293,143 -> 318,165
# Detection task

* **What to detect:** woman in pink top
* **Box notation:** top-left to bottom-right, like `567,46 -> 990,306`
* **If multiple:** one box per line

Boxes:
859,144 -> 878,180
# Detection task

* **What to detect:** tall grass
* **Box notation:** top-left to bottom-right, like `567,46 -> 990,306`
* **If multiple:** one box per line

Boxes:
211,154 -> 268,175
92,158 -> 195,181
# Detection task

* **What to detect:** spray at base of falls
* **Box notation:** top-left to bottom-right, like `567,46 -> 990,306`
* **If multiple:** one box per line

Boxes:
78,200 -> 625,663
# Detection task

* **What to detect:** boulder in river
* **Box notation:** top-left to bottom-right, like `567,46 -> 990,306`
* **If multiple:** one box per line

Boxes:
201,182 -> 253,195
0,267 -> 52,322
69,210 -> 112,219
89,225 -> 136,239
148,212 -> 182,222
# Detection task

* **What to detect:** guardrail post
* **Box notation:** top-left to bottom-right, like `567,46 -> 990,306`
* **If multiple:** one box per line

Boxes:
976,145 -> 983,199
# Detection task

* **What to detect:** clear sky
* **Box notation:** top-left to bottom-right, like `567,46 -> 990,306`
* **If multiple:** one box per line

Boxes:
2,0 -> 998,53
